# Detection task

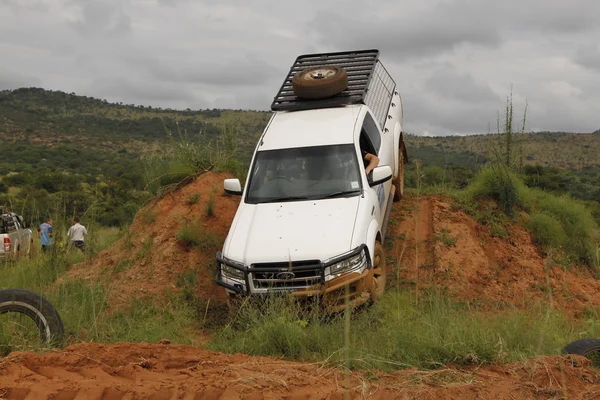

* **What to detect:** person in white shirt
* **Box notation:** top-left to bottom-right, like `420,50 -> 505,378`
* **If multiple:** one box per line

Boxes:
67,217 -> 88,252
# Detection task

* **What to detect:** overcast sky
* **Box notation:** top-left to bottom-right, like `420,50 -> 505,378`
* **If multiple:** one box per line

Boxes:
1,0 -> 599,136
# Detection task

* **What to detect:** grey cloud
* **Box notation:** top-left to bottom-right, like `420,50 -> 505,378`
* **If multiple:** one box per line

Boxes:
513,1 -> 600,34
0,68 -> 41,90
88,76 -> 206,109
574,45 -> 600,71
403,91 -> 501,135
2,0 -> 600,135
213,91 -> 272,111
147,55 -> 279,87
308,11 -> 500,61
70,0 -> 131,37
424,65 -> 500,104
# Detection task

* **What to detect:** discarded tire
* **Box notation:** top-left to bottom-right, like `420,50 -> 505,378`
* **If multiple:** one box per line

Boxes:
562,338 -> 600,366
0,288 -> 65,345
292,65 -> 348,99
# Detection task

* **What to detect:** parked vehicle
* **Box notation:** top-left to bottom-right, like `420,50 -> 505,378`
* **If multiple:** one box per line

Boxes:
0,212 -> 33,260
215,49 -> 408,311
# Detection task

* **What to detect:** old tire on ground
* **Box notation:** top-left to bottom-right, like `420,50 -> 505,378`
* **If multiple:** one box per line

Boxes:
0,288 -> 64,345
393,151 -> 405,202
562,338 -> 600,366
292,66 -> 348,99
368,242 -> 387,301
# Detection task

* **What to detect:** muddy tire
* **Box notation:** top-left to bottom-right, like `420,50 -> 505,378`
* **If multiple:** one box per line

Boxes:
562,338 -> 600,366
292,66 -> 348,99
0,289 -> 64,345
393,151 -> 405,202
367,242 -> 386,301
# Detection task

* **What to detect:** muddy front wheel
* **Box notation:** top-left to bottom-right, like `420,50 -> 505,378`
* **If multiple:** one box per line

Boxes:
367,242 -> 387,301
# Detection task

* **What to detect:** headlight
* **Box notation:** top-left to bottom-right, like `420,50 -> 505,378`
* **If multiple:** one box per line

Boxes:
326,250 -> 368,276
222,264 -> 245,280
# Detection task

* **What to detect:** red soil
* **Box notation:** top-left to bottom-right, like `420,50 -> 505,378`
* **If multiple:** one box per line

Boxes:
1,342 -> 599,399
389,194 -> 600,317
65,172 -> 241,307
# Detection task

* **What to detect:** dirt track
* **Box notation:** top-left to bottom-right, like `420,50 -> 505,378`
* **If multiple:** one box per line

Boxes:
1,342 -> 600,399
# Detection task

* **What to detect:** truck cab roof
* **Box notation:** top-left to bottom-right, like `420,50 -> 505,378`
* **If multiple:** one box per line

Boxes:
258,104 -> 367,151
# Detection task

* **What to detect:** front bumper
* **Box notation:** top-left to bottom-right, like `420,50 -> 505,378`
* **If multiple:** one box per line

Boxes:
215,245 -> 372,311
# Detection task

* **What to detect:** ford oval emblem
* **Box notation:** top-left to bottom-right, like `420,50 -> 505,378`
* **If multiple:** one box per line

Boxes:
276,272 -> 295,280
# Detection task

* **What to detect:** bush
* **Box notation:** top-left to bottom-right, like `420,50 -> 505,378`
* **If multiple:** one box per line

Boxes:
530,190 -> 598,266
176,220 -> 221,251
465,167 -> 598,268
468,166 -> 526,215
528,212 -> 567,250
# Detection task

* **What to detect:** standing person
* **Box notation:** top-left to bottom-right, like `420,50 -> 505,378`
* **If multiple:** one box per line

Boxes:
67,217 -> 87,252
38,218 -> 53,252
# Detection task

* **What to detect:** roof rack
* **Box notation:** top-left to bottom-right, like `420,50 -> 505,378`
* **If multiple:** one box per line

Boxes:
270,49 -> 396,129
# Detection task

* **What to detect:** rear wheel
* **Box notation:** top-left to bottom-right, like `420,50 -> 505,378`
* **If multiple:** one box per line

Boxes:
367,242 -> 386,301
393,151 -> 405,202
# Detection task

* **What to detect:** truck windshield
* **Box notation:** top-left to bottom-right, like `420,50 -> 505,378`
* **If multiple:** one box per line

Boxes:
245,144 -> 362,204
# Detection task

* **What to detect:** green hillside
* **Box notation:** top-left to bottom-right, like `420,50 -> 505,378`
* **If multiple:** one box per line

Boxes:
404,131 -> 600,169
1,87 -> 598,227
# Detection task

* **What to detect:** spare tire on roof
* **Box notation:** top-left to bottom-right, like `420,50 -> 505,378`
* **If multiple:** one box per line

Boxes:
292,65 -> 348,99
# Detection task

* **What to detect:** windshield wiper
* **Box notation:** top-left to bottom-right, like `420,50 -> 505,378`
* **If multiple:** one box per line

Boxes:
317,190 -> 361,199
260,196 -> 310,204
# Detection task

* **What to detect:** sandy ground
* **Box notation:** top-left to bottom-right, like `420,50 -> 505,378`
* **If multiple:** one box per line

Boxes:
1,342 -> 600,399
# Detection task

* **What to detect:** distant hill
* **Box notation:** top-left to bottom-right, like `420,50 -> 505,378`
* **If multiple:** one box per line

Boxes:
2,87 -> 599,172
0,87 -> 270,158
404,131 -> 600,170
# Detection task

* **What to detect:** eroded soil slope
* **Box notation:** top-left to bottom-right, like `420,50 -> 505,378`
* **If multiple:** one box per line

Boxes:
1,342 -> 599,399
389,194 -> 600,317
65,172 -> 241,307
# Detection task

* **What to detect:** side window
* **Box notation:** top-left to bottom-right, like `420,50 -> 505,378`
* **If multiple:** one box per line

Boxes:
361,112 -> 381,155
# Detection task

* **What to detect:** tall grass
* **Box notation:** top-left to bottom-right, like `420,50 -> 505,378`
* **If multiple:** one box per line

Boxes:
209,289 -> 588,371
141,122 -> 245,195
1,224 -> 200,351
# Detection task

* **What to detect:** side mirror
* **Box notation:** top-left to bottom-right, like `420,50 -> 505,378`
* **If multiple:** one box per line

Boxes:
368,165 -> 393,187
224,178 -> 243,195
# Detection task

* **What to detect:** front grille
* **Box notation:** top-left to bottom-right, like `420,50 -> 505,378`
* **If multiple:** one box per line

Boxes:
250,260 -> 323,290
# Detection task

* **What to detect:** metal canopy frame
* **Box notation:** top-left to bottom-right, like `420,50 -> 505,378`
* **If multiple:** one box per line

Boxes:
270,49 -> 396,129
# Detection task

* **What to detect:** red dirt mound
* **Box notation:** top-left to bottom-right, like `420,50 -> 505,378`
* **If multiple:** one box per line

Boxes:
65,172 -> 240,307
390,194 -> 600,317
1,342 -> 599,399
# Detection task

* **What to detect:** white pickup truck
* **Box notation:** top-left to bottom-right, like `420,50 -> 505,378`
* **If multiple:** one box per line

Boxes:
0,212 -> 34,260
215,49 -> 408,311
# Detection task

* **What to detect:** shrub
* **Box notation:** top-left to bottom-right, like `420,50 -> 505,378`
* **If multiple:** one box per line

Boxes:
186,193 -> 200,205
176,220 -> 221,251
527,212 -> 567,250
468,166 -> 525,215
532,191 -> 598,266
